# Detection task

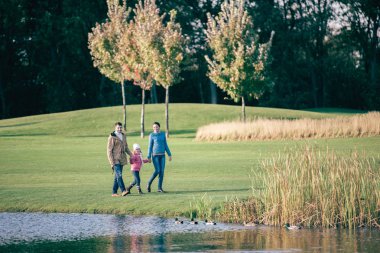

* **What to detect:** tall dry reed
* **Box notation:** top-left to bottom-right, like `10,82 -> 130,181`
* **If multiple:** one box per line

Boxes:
217,196 -> 264,224
189,194 -> 216,220
216,146 -> 380,228
195,112 -> 380,141
255,146 -> 379,228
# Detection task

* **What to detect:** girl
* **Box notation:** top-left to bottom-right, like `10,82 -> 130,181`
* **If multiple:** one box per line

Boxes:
126,143 -> 149,194
146,122 -> 172,193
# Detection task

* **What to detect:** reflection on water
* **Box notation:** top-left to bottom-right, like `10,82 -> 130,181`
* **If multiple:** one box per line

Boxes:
0,212 -> 241,244
0,212 -> 379,252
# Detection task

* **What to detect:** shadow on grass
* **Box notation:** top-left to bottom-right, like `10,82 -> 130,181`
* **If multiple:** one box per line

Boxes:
0,121 -> 41,128
305,108 -> 367,114
125,129 -> 196,138
71,135 -> 109,138
168,129 -> 196,135
65,129 -> 197,139
0,133 -> 48,137
164,188 -> 250,195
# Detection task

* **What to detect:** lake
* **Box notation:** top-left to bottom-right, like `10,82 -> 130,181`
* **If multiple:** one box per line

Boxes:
1,212 -> 379,252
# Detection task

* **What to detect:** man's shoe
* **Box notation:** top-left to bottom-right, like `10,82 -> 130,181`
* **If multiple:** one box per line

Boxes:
157,189 -> 166,193
147,185 -> 151,193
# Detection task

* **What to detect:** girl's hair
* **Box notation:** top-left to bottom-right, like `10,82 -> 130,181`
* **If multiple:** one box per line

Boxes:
153,122 -> 160,127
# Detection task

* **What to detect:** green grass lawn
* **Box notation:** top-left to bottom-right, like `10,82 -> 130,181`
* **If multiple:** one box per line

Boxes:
0,104 -> 378,217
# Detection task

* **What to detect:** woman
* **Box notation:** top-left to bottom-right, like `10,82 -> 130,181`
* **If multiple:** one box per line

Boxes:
146,122 -> 172,193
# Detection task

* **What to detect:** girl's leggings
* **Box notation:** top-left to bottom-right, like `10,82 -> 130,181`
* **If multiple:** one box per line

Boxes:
130,171 -> 141,187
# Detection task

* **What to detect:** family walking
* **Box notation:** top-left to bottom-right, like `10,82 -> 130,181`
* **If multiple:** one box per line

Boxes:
107,121 -> 172,196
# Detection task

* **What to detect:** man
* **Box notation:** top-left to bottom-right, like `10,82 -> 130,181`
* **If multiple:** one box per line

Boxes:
107,122 -> 133,197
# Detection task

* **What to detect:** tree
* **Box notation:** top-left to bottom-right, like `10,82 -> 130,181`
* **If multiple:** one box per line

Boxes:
341,0 -> 380,109
152,9 -> 188,138
158,0 -> 223,104
297,0 -> 332,108
124,0 -> 164,138
0,0 -> 26,118
205,0 -> 273,122
88,0 -> 130,130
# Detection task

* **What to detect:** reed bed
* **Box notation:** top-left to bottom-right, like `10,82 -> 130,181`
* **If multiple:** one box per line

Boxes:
217,196 -> 264,224
258,147 -> 380,228
216,146 -> 380,228
195,112 -> 380,141
189,194 -> 216,221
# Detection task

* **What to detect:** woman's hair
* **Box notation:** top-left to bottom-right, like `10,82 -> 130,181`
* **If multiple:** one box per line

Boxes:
153,122 -> 160,127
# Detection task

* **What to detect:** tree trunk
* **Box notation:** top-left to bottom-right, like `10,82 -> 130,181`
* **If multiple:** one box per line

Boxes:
369,17 -> 379,93
198,69 -> 204,103
210,80 -> 217,104
121,81 -> 127,131
165,86 -> 169,138
98,76 -> 106,106
198,80 -> 204,103
150,81 -> 158,104
310,65 -> 319,107
48,47 -> 67,112
141,89 -> 145,138
241,96 -> 246,122
0,73 -> 6,119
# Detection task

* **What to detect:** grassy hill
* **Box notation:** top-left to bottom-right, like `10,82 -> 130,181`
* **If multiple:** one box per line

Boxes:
0,103 -> 358,137
0,104 -> 377,217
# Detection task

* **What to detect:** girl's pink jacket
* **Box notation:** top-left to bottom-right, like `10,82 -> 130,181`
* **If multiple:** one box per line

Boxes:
129,154 -> 149,171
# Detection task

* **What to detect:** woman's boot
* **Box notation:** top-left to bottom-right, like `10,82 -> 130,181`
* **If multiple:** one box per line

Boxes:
146,184 -> 151,193
137,186 -> 144,194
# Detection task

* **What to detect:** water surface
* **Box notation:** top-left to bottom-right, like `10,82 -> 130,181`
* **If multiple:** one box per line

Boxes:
0,212 -> 379,252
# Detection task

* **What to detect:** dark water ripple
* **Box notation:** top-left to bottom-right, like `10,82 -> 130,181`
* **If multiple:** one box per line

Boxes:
0,212 -> 242,245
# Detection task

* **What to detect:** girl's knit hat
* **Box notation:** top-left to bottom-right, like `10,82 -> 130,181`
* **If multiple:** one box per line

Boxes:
133,143 -> 141,150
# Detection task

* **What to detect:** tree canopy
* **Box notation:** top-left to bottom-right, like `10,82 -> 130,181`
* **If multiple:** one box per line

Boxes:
0,0 -> 378,119
205,0 -> 274,121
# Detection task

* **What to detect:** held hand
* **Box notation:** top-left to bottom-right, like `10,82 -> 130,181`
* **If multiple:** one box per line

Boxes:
148,158 -> 152,163
168,156 -> 172,162
111,166 -> 114,174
